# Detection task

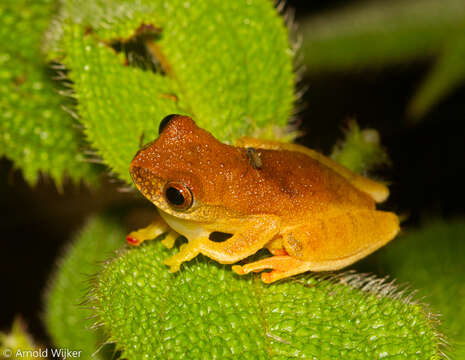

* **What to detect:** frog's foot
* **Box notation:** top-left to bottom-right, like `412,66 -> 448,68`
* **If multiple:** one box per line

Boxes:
126,217 -> 171,246
163,238 -> 207,272
232,256 -> 313,284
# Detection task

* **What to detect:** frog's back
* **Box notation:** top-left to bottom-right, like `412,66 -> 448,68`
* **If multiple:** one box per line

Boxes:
208,147 -> 376,219
132,115 -> 376,221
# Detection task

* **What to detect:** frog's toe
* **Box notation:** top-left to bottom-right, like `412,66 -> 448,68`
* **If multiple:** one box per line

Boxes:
233,263 -> 287,283
162,239 -> 204,273
126,234 -> 143,246
161,232 -> 178,249
163,256 -> 181,272
260,270 -> 288,283
168,264 -> 181,273
232,256 -> 313,283
232,265 -> 245,275
232,258 -> 277,275
232,264 -> 264,275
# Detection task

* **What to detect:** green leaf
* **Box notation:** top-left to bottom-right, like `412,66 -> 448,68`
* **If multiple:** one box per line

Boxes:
44,215 -> 124,359
301,0 -> 465,71
408,32 -> 465,120
0,318 -> 46,360
300,0 -> 465,120
49,0 -> 295,184
330,120 -> 390,174
380,219 -> 465,359
0,0 -> 98,187
93,235 -> 443,359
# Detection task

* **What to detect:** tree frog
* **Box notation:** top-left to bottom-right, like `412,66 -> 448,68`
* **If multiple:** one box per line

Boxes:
127,115 -> 399,283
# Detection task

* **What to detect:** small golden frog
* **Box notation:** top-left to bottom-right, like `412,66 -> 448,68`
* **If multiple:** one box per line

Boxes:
127,115 -> 399,283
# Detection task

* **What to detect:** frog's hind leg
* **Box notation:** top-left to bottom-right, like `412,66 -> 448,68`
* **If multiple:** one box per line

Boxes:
232,256 -> 314,283
284,209 -> 399,271
233,209 -> 400,283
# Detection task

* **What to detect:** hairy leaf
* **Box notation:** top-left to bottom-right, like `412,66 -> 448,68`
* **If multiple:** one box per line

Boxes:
300,0 -> 465,120
408,32 -> 465,120
48,0 -> 295,183
301,0 -> 465,71
331,121 -> 390,174
0,318 -> 46,359
44,216 -> 123,359
93,233 -> 443,359
380,219 -> 465,359
0,0 -> 98,187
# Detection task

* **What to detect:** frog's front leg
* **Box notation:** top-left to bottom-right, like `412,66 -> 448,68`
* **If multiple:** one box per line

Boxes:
126,215 -> 179,247
163,237 -> 209,272
163,215 -> 281,272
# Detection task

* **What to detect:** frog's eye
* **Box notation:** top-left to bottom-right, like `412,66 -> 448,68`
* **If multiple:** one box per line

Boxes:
159,114 -> 180,134
163,181 -> 193,210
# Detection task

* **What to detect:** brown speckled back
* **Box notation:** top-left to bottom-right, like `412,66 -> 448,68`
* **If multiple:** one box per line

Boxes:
130,116 -> 374,221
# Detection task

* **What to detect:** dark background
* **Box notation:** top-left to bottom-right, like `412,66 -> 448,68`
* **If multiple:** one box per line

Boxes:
1,0 -> 464,342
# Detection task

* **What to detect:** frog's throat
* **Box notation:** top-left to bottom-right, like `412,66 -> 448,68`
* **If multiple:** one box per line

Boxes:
158,209 -> 210,241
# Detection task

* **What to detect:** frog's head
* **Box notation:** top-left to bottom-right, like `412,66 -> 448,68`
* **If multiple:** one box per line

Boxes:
130,115 -> 241,221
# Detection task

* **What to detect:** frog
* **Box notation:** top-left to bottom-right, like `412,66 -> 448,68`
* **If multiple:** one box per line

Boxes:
126,114 -> 399,283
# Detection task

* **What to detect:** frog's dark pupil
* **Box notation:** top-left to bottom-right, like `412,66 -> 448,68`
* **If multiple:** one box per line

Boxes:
166,186 -> 185,206
159,114 -> 180,134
